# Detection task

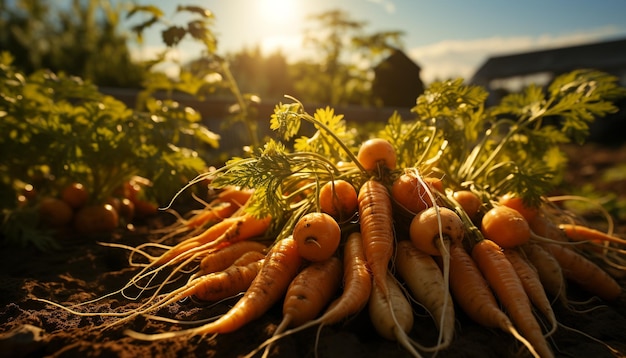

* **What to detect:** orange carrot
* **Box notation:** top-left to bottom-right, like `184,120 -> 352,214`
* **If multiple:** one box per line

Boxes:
356,138 -> 397,172
198,240 -> 267,275
211,186 -> 254,207
243,231 -> 372,358
125,236 -> 303,339
358,180 -> 394,293
504,248 -> 558,336
472,239 -> 553,358
358,180 -> 421,356
192,257 -> 265,302
319,179 -> 358,221
542,243 -> 622,301
481,206 -> 531,248
155,213 -> 271,266
185,202 -> 239,229
280,257 -> 343,328
293,212 -> 341,262
558,223 -> 626,246
449,243 -> 533,354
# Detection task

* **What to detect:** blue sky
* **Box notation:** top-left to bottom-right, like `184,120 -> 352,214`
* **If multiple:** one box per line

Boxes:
125,0 -> 626,82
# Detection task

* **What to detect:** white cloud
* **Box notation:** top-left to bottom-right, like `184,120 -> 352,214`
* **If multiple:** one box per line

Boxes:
408,26 -> 626,83
367,0 -> 396,14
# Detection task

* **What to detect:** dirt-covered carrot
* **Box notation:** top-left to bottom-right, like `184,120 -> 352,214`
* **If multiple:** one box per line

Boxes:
260,257 -> 342,358
293,212 -> 341,262
522,244 -> 568,305
448,243 -> 537,358
542,243 -> 622,301
243,231 -> 373,358
125,236 -> 303,340
472,239 -> 553,358
198,240 -> 267,275
280,256 -> 342,328
396,240 -> 454,350
504,248 -> 558,336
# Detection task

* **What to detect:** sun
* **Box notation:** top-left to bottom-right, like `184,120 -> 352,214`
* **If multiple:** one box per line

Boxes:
257,0 -> 297,23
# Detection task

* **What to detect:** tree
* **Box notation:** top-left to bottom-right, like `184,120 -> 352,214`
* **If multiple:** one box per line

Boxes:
294,9 -> 405,106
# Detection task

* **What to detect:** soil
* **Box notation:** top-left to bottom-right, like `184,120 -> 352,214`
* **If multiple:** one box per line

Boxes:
2,143 -> 626,358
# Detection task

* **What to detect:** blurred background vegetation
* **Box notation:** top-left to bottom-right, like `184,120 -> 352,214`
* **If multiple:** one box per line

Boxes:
0,0 -> 415,107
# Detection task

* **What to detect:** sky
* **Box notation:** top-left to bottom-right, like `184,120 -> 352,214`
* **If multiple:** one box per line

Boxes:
125,0 -> 626,83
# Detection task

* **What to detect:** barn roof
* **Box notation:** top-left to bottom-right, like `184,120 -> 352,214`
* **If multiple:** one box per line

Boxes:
470,37 -> 626,86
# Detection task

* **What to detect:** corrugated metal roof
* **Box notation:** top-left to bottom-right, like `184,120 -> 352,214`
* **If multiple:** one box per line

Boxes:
470,38 -> 626,85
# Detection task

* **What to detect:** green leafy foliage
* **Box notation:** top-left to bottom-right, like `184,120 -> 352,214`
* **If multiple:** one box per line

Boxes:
0,55 -> 219,248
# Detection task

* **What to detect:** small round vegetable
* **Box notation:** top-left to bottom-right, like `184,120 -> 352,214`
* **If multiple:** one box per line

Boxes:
61,182 -> 89,209
498,193 -> 538,222
452,190 -> 482,222
481,206 -> 530,248
319,180 -> 358,220
74,204 -> 119,235
409,206 -> 464,255
38,197 -> 73,227
391,172 -> 442,213
293,212 -> 341,262
356,138 -> 396,171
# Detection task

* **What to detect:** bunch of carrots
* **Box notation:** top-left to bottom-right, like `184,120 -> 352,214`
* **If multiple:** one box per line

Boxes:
38,72 -> 626,358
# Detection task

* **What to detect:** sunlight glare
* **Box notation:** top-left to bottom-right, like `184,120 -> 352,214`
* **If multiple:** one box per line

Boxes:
258,0 -> 297,24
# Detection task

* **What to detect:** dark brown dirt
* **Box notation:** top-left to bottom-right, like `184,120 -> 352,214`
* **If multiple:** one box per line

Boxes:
2,143 -> 626,358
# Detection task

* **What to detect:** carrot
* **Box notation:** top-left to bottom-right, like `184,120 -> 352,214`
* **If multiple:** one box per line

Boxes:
448,243 -> 537,358
200,240 -> 267,274
198,240 -> 267,275
369,271 -> 421,357
293,212 -> 341,262
472,239 -> 554,358
125,235 -> 303,339
452,190 -> 482,222
409,206 -> 464,256
212,186 -> 254,207
259,257 -> 343,358
154,213 -> 271,266
522,244 -> 568,305
319,179 -> 358,221
358,180 -> 394,291
481,206 -> 531,248
558,223 -> 626,246
356,138 -> 397,172
396,240 -> 454,350
280,257 -> 343,328
184,202 -> 239,229
358,179 -> 423,356
542,243 -> 622,301
503,248 -> 558,337
193,257 -> 265,302
498,193 -> 539,222
243,231 -> 372,358
391,171 -> 442,214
